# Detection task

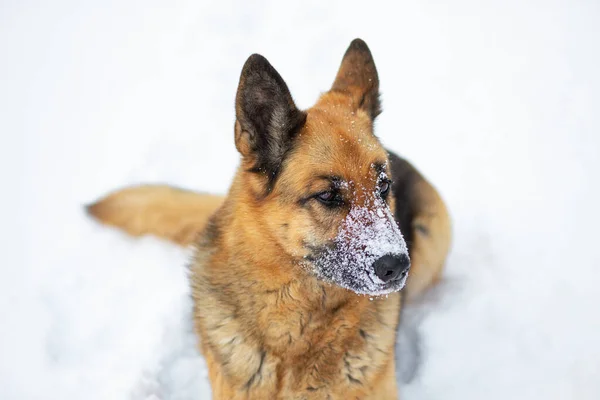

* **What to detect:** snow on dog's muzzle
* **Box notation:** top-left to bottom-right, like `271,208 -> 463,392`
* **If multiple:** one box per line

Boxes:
313,197 -> 410,296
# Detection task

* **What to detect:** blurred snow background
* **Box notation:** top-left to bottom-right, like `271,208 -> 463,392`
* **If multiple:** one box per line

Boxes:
1,0 -> 599,399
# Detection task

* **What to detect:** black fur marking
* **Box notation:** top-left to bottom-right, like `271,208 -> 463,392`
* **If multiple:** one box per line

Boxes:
303,254 -> 317,262
244,350 -> 267,390
346,374 -> 363,385
236,54 -> 307,193
225,336 -> 238,346
387,150 -> 421,253
373,161 -> 387,175
330,302 -> 345,315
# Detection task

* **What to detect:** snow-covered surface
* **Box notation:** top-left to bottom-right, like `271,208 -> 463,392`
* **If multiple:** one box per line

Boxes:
2,0 -> 599,399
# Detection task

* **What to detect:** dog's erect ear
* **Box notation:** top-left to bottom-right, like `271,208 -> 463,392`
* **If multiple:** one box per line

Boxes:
234,54 -> 306,182
330,38 -> 381,120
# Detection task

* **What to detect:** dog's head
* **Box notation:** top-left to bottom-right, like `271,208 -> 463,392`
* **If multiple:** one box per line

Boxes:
234,39 -> 409,296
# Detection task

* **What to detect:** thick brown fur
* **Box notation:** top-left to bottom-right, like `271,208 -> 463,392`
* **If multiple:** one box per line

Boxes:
87,39 -> 451,399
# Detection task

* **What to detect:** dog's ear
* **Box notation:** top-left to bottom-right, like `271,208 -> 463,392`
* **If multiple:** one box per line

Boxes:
234,54 -> 306,184
330,38 -> 381,120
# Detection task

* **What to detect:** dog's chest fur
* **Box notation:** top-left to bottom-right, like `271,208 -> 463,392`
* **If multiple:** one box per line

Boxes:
190,248 -> 402,399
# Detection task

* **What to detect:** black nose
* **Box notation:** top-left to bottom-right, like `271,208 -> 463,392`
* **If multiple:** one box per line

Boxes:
373,254 -> 410,283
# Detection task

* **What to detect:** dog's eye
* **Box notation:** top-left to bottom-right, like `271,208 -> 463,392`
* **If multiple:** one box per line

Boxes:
317,191 -> 334,201
379,180 -> 391,198
315,191 -> 343,207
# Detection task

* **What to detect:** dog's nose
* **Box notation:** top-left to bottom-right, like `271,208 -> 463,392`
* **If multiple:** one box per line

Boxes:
373,254 -> 410,283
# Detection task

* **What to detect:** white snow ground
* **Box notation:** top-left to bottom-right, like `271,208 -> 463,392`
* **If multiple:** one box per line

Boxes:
1,0 -> 599,399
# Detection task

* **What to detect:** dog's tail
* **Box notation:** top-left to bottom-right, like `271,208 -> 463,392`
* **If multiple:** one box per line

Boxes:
85,185 -> 224,246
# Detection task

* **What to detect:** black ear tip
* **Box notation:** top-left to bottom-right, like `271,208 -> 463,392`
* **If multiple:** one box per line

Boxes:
347,38 -> 372,55
349,38 -> 368,48
245,53 -> 269,64
241,53 -> 273,75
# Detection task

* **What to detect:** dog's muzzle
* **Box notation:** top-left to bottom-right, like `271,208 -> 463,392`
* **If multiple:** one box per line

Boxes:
373,253 -> 410,283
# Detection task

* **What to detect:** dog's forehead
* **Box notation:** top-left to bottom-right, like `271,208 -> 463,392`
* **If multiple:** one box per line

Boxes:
294,106 -> 388,179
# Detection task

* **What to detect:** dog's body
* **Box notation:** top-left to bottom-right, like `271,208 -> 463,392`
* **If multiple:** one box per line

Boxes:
88,39 -> 451,399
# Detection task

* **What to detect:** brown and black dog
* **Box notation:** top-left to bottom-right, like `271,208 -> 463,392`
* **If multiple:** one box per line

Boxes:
87,39 -> 451,399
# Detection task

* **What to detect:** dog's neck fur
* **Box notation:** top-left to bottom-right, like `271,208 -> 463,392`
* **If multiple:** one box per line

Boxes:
190,175 -> 401,398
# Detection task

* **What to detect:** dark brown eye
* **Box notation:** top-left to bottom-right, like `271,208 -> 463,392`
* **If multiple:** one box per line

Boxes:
317,191 -> 335,202
379,180 -> 391,198
315,190 -> 343,207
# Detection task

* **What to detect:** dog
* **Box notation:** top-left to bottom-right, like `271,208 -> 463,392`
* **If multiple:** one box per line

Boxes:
87,39 -> 451,399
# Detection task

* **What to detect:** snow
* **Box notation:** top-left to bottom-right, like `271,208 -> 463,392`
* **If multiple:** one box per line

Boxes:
2,0 -> 599,399
313,194 -> 409,296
